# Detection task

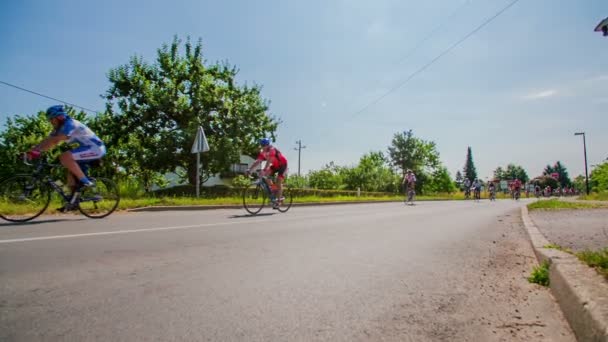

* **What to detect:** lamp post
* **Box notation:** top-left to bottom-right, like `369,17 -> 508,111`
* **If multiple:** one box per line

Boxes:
574,132 -> 590,195
294,140 -> 306,177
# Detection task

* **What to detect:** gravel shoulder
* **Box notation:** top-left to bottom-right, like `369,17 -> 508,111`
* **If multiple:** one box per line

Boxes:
529,209 -> 608,252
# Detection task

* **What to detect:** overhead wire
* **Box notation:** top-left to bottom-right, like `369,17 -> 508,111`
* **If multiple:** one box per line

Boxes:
0,80 -> 99,114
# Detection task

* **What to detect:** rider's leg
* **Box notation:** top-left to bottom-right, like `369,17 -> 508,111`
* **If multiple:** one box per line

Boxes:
59,151 -> 88,183
275,165 -> 287,202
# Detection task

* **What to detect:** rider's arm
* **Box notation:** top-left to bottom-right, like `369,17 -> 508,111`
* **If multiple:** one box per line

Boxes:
247,160 -> 261,173
34,133 -> 68,152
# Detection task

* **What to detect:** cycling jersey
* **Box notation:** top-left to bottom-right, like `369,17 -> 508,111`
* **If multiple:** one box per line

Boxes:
53,116 -> 106,161
257,147 -> 287,169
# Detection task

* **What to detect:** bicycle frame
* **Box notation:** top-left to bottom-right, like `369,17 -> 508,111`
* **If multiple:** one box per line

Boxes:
25,156 -> 84,206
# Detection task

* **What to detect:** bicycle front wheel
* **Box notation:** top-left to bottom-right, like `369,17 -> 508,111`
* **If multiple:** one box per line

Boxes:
0,175 -> 51,222
243,185 -> 267,215
276,188 -> 293,213
78,177 -> 120,219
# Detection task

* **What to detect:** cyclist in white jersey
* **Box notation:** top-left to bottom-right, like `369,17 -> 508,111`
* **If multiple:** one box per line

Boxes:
28,105 -> 106,193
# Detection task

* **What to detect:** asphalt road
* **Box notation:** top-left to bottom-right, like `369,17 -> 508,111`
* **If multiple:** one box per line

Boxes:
0,200 -> 575,341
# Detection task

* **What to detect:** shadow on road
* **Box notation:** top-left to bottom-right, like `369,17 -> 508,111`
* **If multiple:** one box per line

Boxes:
0,218 -> 86,227
228,213 -> 275,219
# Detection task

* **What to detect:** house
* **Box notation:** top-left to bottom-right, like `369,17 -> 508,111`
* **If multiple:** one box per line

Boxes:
204,154 -> 256,186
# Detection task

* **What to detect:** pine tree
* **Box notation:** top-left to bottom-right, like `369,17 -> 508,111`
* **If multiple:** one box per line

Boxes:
463,146 -> 477,181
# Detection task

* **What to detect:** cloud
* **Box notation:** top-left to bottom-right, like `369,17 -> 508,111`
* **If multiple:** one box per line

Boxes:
522,89 -> 557,100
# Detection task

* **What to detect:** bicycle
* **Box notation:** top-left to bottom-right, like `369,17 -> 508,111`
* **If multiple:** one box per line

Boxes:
242,173 -> 293,215
404,183 -> 415,205
473,187 -> 481,201
0,154 -> 120,222
489,188 -> 496,201
511,188 -> 521,201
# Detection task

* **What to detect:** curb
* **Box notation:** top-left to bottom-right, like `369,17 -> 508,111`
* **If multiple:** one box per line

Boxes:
521,206 -> 608,341
127,200 -> 403,212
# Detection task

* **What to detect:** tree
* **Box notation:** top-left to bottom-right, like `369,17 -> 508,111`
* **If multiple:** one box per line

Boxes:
572,175 -> 586,193
454,170 -> 463,188
462,146 -> 477,181
102,36 -> 278,189
542,161 -> 571,187
342,151 -> 397,192
387,130 -> 440,177
308,162 -> 343,190
590,162 -> 608,192
493,166 -> 505,180
424,166 -> 456,193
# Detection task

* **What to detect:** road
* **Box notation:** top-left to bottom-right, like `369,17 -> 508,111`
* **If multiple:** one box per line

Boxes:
0,200 -> 575,341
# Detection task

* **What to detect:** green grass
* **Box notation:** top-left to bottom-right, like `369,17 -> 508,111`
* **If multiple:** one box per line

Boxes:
527,199 -> 608,210
578,191 -> 608,201
544,243 -> 573,254
528,260 -> 550,286
543,243 -> 608,281
577,248 -> 608,280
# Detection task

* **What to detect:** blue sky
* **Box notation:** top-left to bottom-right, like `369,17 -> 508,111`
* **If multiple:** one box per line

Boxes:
1,0 -> 606,180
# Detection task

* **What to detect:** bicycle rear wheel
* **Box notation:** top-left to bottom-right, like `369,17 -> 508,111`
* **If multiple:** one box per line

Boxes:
243,185 -> 267,215
78,177 -> 120,218
276,188 -> 293,213
0,175 -> 51,222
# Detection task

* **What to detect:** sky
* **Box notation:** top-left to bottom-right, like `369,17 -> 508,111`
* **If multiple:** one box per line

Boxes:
1,0 -> 607,181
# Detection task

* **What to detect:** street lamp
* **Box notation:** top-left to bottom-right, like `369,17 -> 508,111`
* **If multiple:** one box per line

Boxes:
574,132 -> 590,195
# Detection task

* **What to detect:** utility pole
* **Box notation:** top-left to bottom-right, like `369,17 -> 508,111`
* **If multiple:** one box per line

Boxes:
294,140 -> 306,177
574,132 -> 590,195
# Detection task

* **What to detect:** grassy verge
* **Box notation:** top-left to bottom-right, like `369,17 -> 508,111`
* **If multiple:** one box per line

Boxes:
544,244 -> 608,280
578,191 -> 608,201
527,199 -> 608,210
577,248 -> 608,280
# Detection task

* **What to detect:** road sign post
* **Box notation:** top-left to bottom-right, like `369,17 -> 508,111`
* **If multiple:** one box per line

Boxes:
191,126 -> 210,198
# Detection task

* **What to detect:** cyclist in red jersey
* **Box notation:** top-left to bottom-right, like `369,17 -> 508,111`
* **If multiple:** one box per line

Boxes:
246,138 -> 288,209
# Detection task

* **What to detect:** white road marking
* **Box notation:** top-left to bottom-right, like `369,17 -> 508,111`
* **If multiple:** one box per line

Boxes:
0,219 -> 280,244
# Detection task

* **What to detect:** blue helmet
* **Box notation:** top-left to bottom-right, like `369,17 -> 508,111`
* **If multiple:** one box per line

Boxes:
46,105 -> 67,120
259,138 -> 271,146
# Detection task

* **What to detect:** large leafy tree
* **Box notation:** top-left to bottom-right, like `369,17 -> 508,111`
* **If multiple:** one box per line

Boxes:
590,162 -> 608,192
387,130 -> 440,177
102,36 -> 278,188
493,163 -> 529,183
543,161 -> 571,187
341,151 -> 398,192
462,146 -> 477,181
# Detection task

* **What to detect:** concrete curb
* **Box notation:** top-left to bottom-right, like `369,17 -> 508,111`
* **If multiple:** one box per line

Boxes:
127,200 -> 403,212
521,206 -> 608,342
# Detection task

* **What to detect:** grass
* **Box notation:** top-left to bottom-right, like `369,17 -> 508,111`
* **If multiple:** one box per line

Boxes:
578,191 -> 608,201
527,199 -> 608,210
528,260 -> 550,286
576,248 -> 608,280
543,243 -> 608,281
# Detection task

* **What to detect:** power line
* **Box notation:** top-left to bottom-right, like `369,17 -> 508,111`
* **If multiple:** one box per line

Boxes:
349,0 -> 521,120
0,80 -> 99,114
392,0 -> 472,67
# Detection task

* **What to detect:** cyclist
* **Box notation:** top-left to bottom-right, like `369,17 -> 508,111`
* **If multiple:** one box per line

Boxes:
463,178 -> 471,199
246,138 -> 288,209
488,181 -> 496,201
27,105 -> 106,211
472,179 -> 482,200
511,178 -> 522,199
402,169 -> 416,204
